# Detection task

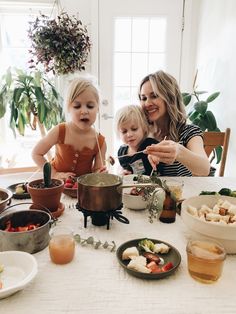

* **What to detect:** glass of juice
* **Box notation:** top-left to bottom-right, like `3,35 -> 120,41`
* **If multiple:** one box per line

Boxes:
165,179 -> 184,201
49,226 -> 75,264
186,239 -> 226,283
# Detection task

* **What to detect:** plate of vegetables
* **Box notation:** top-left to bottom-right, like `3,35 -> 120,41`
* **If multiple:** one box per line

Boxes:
116,238 -> 181,279
7,183 -> 30,200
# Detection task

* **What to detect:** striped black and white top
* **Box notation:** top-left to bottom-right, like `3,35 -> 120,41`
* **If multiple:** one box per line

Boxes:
160,124 -> 203,177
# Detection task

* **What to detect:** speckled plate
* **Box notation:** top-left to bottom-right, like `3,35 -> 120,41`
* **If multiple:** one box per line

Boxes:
7,183 -> 30,200
116,238 -> 181,279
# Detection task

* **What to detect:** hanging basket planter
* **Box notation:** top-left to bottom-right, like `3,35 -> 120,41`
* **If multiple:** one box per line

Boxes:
28,11 -> 91,75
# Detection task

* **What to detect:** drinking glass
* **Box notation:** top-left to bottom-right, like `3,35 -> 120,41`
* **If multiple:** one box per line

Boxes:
49,226 -> 75,264
186,239 -> 226,283
165,179 -> 184,201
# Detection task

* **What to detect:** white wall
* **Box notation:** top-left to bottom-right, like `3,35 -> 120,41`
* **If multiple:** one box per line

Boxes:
194,0 -> 236,176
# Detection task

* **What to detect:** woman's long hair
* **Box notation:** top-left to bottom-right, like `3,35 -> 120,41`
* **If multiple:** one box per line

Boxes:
139,70 -> 186,141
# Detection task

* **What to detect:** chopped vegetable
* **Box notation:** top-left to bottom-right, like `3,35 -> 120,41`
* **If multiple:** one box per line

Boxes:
138,239 -> 155,252
162,262 -> 174,272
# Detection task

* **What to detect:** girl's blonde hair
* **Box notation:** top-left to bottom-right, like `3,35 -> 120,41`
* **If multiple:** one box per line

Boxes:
66,76 -> 100,112
115,105 -> 150,138
139,70 -> 186,142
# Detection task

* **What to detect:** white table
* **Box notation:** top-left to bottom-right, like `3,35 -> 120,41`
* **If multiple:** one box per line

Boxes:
0,174 -> 236,314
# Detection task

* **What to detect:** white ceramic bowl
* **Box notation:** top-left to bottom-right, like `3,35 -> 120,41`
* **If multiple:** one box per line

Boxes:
181,195 -> 236,253
0,251 -> 38,299
122,174 -> 149,210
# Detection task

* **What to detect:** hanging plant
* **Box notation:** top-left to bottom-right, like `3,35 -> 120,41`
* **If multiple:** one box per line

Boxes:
28,11 -> 91,75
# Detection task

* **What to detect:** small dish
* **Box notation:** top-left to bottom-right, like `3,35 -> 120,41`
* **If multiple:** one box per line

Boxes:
29,202 -> 65,218
0,251 -> 38,299
116,238 -> 181,279
7,183 -> 30,200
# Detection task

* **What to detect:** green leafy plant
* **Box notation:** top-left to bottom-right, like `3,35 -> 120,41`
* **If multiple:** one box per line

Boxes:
0,67 -> 64,137
74,234 -> 116,252
182,88 -> 221,163
28,11 -> 91,75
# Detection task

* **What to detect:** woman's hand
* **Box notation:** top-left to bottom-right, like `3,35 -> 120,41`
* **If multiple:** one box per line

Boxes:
145,140 -> 180,167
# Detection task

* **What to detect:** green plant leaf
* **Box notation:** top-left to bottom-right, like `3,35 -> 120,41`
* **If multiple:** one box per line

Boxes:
18,112 -> 25,136
188,110 -> 200,121
194,101 -> 208,114
194,90 -> 208,95
206,92 -> 220,103
204,111 -> 217,130
215,146 -> 222,164
182,94 -> 192,106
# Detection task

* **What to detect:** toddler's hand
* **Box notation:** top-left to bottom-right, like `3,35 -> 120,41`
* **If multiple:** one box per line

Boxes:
53,172 -> 76,181
96,166 -> 108,173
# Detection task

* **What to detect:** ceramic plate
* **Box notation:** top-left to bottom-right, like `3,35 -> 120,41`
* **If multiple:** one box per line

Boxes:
0,251 -> 38,299
7,183 -> 30,200
116,238 -> 181,279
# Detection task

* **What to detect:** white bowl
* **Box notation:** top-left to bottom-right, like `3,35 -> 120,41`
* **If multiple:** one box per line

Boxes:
181,195 -> 236,253
122,192 -> 148,210
0,251 -> 38,299
122,174 -> 149,210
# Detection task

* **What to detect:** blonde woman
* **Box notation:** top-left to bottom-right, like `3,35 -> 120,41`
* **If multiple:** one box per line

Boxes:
32,76 -> 107,180
115,105 -> 163,175
139,70 -> 210,176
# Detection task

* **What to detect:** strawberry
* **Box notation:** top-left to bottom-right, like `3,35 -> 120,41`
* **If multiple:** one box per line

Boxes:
162,262 -> 174,272
72,182 -> 78,188
65,178 -> 73,184
64,183 -> 73,188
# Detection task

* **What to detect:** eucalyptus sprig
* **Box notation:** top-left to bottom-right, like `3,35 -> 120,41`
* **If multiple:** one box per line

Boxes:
74,234 -> 116,252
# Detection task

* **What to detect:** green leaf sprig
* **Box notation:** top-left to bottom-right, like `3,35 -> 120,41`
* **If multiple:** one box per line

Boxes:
74,234 -> 116,252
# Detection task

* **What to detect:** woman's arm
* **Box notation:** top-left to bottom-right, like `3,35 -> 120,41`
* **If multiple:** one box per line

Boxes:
146,136 -> 211,176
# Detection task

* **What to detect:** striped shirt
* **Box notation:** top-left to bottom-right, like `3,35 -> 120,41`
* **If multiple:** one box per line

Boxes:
160,124 -> 203,177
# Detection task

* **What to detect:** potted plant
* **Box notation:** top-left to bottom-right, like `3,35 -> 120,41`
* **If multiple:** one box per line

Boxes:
27,162 -> 64,216
28,11 -> 91,75
0,67 -> 64,161
0,67 -> 64,136
182,72 -> 221,164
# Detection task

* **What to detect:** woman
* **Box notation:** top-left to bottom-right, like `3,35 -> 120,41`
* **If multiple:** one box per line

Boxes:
139,70 -> 210,176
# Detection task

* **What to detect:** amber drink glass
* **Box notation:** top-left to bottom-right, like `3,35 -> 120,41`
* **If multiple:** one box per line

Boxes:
49,226 -> 75,264
186,239 -> 226,283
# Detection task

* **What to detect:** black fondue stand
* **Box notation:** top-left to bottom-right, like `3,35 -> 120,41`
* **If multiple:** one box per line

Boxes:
76,203 -> 129,230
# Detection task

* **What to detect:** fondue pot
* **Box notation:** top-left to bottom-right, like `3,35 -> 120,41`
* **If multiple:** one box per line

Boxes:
0,203 -> 55,254
77,173 -> 159,212
77,173 -> 123,212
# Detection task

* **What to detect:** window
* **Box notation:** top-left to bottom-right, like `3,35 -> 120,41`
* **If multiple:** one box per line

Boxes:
113,17 -> 167,111
0,1 -> 53,169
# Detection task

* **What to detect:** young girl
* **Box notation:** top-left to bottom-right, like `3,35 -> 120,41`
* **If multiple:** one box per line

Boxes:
32,76 -> 107,180
115,105 -> 162,175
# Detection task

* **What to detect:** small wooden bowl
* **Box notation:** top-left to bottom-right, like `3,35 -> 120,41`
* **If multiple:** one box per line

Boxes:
63,188 -> 77,198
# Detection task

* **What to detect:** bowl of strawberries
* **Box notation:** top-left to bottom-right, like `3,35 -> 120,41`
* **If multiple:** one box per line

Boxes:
63,176 -> 78,198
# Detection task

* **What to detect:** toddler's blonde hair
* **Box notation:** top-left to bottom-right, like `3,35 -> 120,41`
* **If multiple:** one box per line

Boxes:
115,105 -> 150,138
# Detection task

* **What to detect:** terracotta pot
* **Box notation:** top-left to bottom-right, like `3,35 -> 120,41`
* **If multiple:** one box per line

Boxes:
27,179 -> 64,212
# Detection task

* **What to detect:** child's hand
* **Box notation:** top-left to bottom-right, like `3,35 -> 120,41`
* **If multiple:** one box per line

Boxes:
96,166 -> 108,173
122,169 -> 132,175
53,171 -> 76,181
